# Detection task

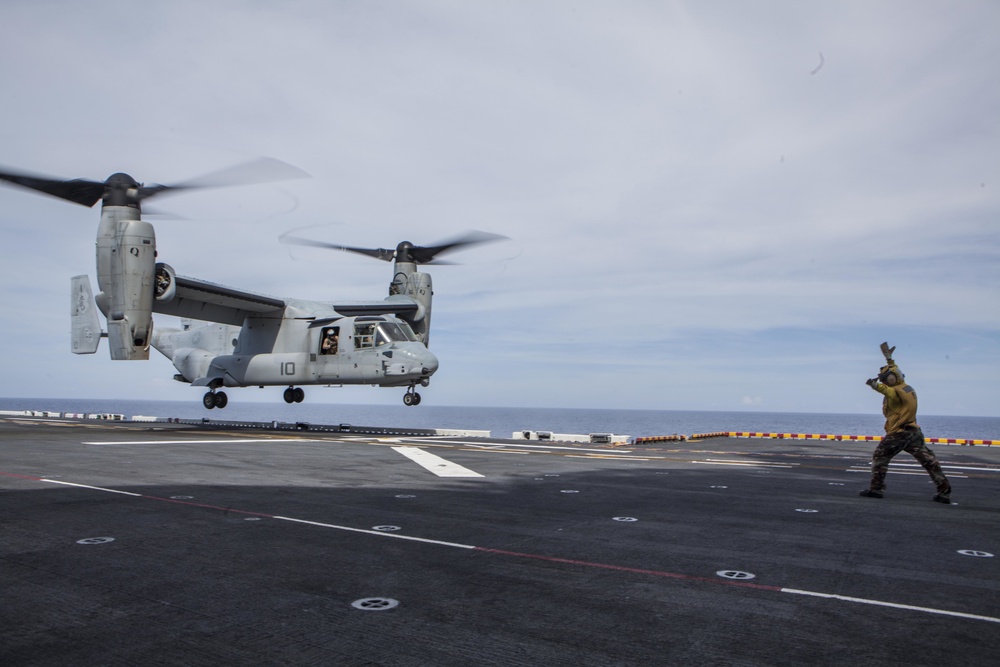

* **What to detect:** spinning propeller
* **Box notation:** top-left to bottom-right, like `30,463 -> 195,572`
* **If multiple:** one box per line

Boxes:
279,229 -> 508,265
0,157 -> 308,209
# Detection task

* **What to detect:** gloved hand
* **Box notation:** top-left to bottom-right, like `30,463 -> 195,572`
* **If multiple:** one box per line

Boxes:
866,378 -> 879,389
880,342 -> 896,360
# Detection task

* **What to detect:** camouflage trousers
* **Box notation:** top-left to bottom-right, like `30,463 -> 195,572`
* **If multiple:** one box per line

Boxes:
869,428 -> 951,496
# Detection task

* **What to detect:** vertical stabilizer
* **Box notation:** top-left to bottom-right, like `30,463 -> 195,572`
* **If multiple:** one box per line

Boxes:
71,275 -> 102,354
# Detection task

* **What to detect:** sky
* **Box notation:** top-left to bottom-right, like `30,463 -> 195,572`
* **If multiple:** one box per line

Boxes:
0,0 -> 997,416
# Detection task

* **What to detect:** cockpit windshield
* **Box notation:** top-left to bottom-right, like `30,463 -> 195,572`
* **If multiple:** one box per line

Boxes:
375,321 -> 417,346
354,320 -> 418,349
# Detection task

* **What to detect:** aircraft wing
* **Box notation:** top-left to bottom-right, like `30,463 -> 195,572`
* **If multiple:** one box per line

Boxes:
153,275 -> 286,325
330,296 -> 421,318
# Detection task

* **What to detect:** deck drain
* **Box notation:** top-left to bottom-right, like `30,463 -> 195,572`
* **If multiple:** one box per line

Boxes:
716,570 -> 755,580
613,517 -> 638,522
372,525 -> 401,532
958,550 -> 994,558
76,537 -> 115,545
351,597 -> 399,611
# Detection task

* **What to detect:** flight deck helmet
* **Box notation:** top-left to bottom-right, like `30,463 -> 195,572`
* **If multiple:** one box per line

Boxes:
878,365 -> 903,386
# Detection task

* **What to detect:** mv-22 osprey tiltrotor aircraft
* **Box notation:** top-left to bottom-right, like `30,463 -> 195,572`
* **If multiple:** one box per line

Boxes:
0,159 -> 504,409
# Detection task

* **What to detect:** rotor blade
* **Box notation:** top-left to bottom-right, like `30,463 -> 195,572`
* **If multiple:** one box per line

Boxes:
279,232 -> 396,261
409,230 -> 510,264
138,157 -> 310,202
341,245 -> 397,262
0,167 -> 105,207
280,229 -> 509,265
141,205 -> 188,220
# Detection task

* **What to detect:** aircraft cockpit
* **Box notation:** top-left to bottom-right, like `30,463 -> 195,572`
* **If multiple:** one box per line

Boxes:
353,318 -> 418,350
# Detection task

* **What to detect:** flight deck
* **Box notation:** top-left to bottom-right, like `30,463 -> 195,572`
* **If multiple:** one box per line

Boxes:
2,415 -> 999,665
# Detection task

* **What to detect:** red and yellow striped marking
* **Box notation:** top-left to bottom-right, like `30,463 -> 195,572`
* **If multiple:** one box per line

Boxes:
728,432 -> 882,442
634,434 -> 687,444
927,438 -> 997,446
634,432 -> 997,446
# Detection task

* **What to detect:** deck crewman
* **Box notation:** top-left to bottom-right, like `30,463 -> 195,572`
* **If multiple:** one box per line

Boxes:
860,342 -> 952,504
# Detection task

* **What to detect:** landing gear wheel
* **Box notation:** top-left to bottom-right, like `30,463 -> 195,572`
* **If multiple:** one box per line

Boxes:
284,387 -> 305,404
214,391 -> 228,409
203,392 -> 216,410
403,391 -> 421,406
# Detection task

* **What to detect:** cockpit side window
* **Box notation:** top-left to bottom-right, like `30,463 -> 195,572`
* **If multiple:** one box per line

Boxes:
354,323 -> 376,349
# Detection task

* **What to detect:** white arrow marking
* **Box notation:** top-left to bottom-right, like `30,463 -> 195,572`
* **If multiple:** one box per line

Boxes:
392,446 -> 484,478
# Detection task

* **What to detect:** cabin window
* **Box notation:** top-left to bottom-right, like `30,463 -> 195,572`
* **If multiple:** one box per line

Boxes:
319,327 -> 339,355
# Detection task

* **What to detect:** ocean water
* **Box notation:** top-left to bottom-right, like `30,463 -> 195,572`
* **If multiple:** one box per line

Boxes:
2,397 -> 998,441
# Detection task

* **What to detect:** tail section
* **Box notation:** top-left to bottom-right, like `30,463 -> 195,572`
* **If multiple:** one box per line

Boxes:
70,275 -> 102,355
152,321 -> 241,384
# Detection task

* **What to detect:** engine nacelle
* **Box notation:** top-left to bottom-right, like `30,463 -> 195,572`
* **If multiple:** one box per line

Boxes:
155,262 -> 177,302
95,209 -> 156,360
391,270 -> 433,345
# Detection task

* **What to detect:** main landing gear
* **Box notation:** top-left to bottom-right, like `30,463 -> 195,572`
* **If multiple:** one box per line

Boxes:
203,390 -> 228,409
403,387 -> 421,406
284,386 -> 305,404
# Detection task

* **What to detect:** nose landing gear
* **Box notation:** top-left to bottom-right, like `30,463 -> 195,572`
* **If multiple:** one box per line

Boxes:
284,386 -> 305,404
403,387 -> 421,406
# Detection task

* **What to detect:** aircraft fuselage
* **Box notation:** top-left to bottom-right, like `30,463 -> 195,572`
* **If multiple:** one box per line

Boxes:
154,311 -> 438,391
